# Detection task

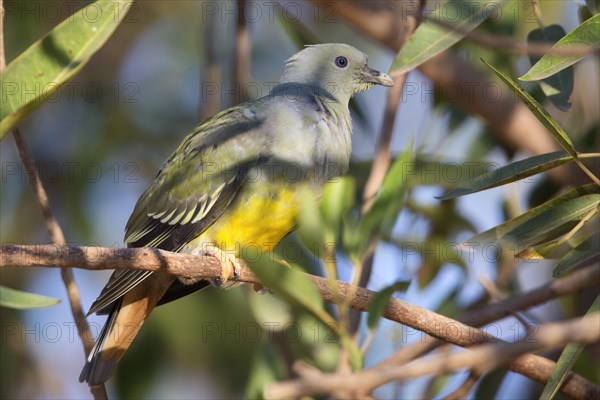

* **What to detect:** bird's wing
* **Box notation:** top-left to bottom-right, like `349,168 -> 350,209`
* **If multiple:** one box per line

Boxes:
87,103 -> 272,315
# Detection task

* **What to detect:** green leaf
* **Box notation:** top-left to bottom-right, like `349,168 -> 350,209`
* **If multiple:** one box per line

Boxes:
540,296 -> 600,400
365,145 -> 413,233
438,151 -> 573,200
520,14 -> 600,81
295,187 -> 326,258
527,25 -> 574,111
410,158 -> 491,188
389,0 -> 505,74
0,285 -> 60,309
483,59 -> 578,158
367,281 -> 410,330
517,225 -> 597,260
553,235 -> 600,277
242,248 -> 336,329
0,0 -> 131,138
348,144 -> 413,260
502,194 -> 599,251
464,184 -> 600,246
321,177 -> 356,241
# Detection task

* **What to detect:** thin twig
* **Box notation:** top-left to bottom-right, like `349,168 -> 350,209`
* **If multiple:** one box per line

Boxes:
531,0 -> 545,29
0,0 -> 4,71
201,15 -> 219,120
0,3 -> 106,398
572,157 -> 600,185
462,261 -> 600,325
555,207 -> 599,247
349,243 -> 376,336
442,370 -> 481,400
233,0 -> 251,103
478,274 -> 536,337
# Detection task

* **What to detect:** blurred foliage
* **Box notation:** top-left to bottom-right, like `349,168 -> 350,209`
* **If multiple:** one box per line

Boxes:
1,1 -> 599,399
0,285 -> 60,309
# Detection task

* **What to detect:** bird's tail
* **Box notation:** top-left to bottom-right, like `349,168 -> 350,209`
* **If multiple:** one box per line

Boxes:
79,277 -> 169,386
79,299 -> 121,385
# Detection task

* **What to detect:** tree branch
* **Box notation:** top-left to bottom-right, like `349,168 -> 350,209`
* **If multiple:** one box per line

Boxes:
265,314 -> 600,399
376,259 -> 600,369
1,244 -> 598,399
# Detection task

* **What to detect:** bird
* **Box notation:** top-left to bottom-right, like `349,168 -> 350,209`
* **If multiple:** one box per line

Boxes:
79,43 -> 393,385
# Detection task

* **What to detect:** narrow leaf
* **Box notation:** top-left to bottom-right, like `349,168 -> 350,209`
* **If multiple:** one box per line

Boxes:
242,248 -> 336,329
364,144 -> 413,234
438,151 -> 572,200
350,143 -> 413,260
390,0 -> 505,74
411,158 -> 493,187
527,25 -> 574,111
0,285 -> 60,309
367,281 -> 410,330
321,177 -> 356,241
463,184 -> 599,247
295,187 -> 326,258
0,0 -> 131,138
483,59 -> 578,158
539,296 -> 600,400
502,194 -> 599,251
553,235 -> 600,277
520,14 -> 600,81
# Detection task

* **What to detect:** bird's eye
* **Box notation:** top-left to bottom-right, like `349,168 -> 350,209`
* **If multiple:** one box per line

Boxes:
335,56 -> 348,68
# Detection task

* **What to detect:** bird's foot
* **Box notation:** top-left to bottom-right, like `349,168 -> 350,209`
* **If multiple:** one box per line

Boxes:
206,245 -> 241,288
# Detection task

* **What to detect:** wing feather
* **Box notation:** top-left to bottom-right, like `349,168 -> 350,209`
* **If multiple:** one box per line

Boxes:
87,102 -> 269,314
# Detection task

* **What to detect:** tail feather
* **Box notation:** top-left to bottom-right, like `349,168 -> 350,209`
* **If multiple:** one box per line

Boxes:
79,300 -> 121,385
79,273 -> 173,385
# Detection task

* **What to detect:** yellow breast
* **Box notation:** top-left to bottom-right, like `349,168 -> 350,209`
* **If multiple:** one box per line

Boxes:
193,180 -> 300,254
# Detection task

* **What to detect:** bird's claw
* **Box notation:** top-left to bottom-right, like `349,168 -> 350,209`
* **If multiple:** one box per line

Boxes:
207,246 -> 241,288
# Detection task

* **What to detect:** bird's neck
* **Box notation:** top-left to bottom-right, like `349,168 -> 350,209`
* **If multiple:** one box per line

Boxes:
313,94 -> 353,180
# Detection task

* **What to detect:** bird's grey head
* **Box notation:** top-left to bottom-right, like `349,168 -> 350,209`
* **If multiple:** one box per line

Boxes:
279,43 -> 393,104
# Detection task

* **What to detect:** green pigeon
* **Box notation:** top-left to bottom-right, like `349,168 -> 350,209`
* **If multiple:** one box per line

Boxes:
80,43 -> 393,385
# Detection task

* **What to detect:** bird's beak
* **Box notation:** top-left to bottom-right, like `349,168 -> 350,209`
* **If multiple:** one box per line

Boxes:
360,67 -> 394,87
